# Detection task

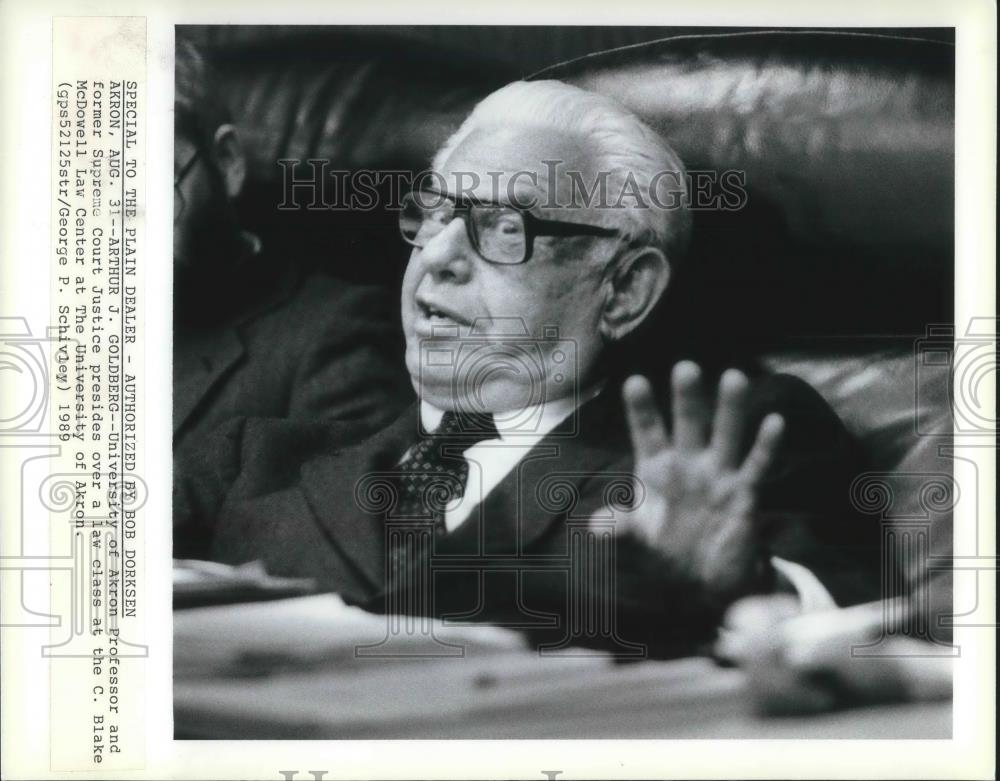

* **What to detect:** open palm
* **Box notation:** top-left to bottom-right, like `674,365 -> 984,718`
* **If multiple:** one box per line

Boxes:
617,361 -> 785,605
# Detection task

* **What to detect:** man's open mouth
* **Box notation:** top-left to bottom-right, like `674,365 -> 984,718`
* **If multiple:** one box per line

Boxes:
416,299 -> 470,327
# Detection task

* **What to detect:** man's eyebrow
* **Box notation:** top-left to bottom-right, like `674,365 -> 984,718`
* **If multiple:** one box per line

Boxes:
420,185 -> 526,210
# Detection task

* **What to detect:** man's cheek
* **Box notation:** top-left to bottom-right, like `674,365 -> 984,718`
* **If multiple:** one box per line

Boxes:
400,255 -> 421,291
400,300 -> 419,338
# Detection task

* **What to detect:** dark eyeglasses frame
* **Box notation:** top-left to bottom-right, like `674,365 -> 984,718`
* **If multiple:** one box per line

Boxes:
399,188 -> 620,265
173,147 -> 203,221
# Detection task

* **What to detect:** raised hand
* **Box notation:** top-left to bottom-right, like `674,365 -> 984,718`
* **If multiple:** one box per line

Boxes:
616,361 -> 785,606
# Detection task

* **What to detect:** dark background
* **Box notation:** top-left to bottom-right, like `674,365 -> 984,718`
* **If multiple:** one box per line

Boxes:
178,25 -> 955,401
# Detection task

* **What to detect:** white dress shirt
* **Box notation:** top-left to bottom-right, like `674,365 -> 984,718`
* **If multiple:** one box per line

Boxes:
416,387 -> 597,533
413,391 -> 836,611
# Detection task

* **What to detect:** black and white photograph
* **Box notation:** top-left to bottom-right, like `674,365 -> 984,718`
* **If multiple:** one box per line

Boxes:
170,25 -> 960,740
0,2 -> 994,778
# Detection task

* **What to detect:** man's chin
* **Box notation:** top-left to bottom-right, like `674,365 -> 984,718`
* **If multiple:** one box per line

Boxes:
411,376 -> 465,412
414,377 -> 547,416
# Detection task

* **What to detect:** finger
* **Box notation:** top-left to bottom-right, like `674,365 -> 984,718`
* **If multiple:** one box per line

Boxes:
711,369 -> 751,468
738,413 -> 785,486
671,360 -> 710,451
623,374 -> 670,463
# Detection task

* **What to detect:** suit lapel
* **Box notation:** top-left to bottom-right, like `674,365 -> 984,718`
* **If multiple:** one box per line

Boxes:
446,389 -> 632,556
295,391 -> 631,595
172,326 -> 246,437
298,404 -> 419,597
172,256 -> 299,438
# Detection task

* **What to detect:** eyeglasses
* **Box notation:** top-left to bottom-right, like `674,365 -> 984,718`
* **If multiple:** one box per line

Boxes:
398,188 -> 619,265
173,147 -> 203,221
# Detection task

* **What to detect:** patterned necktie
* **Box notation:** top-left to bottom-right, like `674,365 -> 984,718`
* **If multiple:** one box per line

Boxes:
383,410 -> 498,601
394,410 -> 499,536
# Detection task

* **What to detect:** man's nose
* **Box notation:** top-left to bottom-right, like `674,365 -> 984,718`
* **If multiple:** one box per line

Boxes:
417,218 -> 474,284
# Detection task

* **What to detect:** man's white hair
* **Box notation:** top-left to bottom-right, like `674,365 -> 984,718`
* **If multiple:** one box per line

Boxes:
432,79 -> 692,267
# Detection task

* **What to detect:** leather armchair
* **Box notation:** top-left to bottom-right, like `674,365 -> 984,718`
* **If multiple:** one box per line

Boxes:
183,27 -> 955,607
539,32 -> 955,610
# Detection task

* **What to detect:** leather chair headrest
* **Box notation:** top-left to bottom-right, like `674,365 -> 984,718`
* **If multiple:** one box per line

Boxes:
534,31 -> 955,340
535,31 -> 954,262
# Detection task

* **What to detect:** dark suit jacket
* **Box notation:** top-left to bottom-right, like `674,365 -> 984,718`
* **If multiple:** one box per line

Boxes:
173,259 -> 413,460
174,373 -> 881,658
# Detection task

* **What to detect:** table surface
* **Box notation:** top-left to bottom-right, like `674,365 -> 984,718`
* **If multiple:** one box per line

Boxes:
173,595 -> 951,740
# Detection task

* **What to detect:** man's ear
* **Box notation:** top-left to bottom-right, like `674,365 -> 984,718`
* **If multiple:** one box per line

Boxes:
598,246 -> 671,342
210,124 -> 247,200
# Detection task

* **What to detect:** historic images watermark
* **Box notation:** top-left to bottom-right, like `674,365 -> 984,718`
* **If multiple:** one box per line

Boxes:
276,160 -> 749,213
845,318 -> 998,657
0,17 -> 149,771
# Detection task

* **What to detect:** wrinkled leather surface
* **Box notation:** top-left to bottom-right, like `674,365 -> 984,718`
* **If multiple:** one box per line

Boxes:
549,32 -> 954,481
539,32 -> 954,261
183,28 -> 955,480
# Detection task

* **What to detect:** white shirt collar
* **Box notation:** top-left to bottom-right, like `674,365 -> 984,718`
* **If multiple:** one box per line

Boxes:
419,384 -> 603,443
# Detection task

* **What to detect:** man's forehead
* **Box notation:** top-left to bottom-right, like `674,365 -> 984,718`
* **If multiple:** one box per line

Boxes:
436,123 -> 596,204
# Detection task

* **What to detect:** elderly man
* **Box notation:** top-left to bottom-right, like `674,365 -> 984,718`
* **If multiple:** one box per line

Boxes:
172,39 -> 411,488
175,80 -> 879,656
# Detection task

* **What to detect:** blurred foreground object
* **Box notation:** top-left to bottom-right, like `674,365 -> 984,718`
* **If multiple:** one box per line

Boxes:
173,558 -> 316,608
719,593 -> 953,716
174,592 -> 949,738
